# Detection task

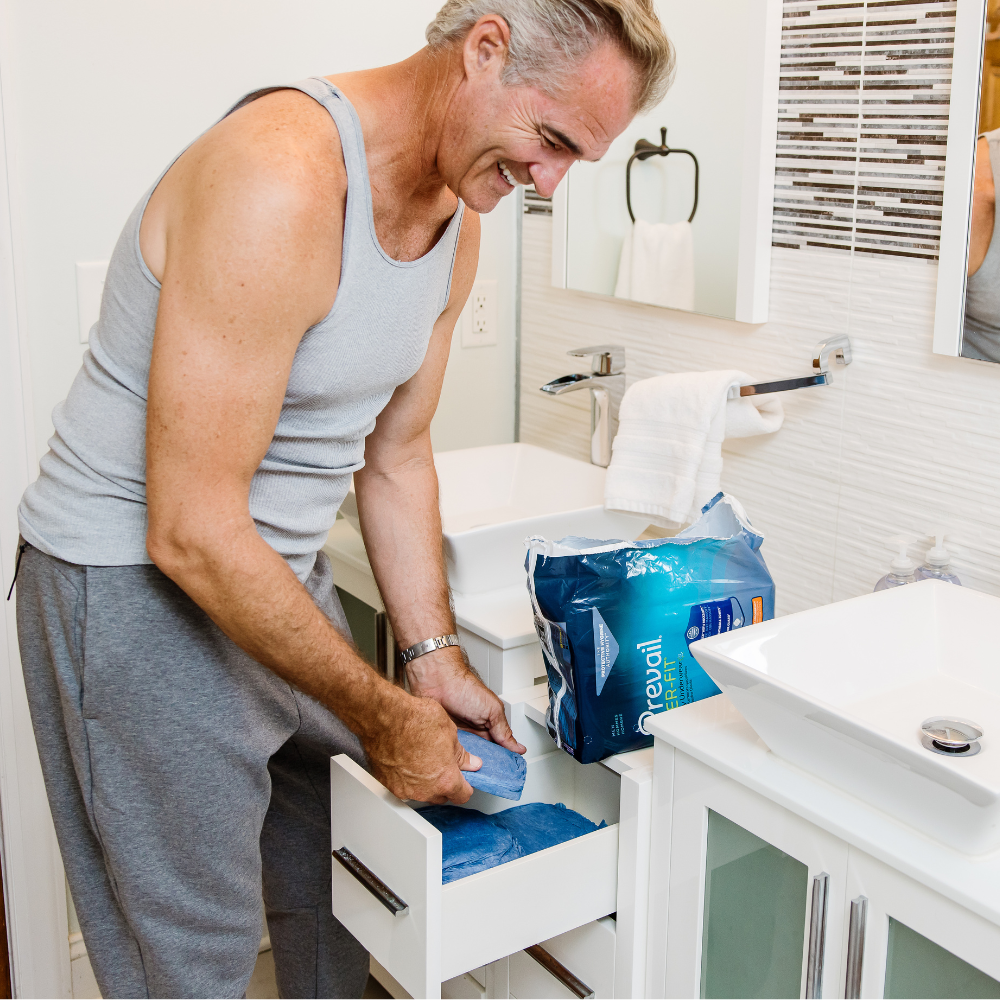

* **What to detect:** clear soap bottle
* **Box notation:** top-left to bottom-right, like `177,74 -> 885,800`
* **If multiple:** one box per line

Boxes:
874,537 -> 918,592
914,532 -> 962,586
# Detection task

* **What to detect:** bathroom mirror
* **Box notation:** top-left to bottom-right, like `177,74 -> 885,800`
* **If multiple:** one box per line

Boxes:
551,0 -> 781,323
934,0 -> 1000,361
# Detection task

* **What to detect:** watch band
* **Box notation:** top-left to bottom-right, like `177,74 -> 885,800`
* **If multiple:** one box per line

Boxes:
399,634 -> 460,665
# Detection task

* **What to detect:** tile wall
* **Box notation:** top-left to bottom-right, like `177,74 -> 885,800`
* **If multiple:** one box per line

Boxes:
517,4 -> 1000,616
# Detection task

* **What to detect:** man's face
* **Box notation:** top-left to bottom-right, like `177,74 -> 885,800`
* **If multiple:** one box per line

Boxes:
442,26 -> 638,214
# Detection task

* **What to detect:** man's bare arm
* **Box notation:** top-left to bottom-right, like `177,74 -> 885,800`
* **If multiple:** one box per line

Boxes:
355,211 -> 524,753
143,93 -> 477,804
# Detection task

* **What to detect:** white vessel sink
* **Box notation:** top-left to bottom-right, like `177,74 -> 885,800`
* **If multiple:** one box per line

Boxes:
690,580 -> 1000,854
341,442 -> 645,595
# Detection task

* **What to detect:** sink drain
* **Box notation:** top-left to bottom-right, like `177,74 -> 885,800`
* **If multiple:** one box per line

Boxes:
920,717 -> 983,758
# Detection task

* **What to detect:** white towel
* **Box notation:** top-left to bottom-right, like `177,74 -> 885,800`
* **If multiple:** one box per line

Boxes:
604,371 -> 784,527
614,219 -> 695,311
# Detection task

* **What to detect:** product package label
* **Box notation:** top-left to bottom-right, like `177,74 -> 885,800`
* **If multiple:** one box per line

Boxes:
528,493 -> 776,764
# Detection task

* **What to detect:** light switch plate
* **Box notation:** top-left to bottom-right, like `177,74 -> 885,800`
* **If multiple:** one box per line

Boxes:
76,260 -> 109,344
461,279 -> 498,348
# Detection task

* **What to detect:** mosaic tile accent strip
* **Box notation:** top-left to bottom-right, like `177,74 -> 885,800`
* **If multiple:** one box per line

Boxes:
773,0 -> 957,260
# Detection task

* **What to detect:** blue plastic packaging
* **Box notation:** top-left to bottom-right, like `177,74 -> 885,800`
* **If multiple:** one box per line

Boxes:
526,493 -> 775,764
456,730 -> 526,800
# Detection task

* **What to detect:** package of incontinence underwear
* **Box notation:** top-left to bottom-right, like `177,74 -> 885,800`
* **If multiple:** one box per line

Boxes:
526,493 -> 775,764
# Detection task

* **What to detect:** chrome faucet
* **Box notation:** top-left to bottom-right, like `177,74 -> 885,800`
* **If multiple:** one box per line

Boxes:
540,346 -> 625,468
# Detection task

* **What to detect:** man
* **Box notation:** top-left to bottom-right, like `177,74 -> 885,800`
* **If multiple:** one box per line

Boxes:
14,1 -> 672,996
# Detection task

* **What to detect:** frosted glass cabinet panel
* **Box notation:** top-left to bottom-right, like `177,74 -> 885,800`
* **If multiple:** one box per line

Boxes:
847,849 -> 1000,999
700,810 -> 808,998
661,752 -> 848,998
883,919 -> 1000,999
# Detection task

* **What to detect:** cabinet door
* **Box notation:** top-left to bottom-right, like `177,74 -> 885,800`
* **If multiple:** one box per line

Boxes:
845,849 -> 1000,999
662,752 -> 848,999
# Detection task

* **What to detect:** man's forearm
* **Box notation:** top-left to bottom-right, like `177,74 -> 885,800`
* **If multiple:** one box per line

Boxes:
354,457 -> 456,649
353,454 -> 472,693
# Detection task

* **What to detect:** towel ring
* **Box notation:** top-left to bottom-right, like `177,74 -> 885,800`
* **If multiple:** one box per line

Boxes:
625,127 -> 699,224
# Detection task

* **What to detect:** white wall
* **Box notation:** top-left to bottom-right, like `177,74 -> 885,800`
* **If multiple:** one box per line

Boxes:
521,223 -> 1000,617
3,0 -> 515,463
0,3 -> 515,995
431,193 -> 518,452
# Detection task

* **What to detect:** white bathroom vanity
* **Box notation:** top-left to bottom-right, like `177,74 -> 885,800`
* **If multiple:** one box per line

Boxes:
324,449 -> 1000,999
646,696 -> 1000,1000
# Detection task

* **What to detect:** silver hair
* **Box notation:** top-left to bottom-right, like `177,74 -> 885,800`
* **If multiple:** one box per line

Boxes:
425,0 -> 673,113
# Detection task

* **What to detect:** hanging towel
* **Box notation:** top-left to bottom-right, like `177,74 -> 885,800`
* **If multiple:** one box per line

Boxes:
604,371 -> 784,527
614,219 -> 695,311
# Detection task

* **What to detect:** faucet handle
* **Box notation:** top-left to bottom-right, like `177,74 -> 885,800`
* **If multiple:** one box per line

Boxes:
567,345 -> 626,375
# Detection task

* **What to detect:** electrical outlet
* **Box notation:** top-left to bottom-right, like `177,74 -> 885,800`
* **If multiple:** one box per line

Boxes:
461,279 -> 498,348
76,260 -> 109,344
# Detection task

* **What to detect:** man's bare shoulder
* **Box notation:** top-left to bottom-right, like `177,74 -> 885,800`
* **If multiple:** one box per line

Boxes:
143,89 -> 347,290
187,89 -> 347,217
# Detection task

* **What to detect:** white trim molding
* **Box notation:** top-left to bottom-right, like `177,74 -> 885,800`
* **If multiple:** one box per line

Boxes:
0,1 -> 73,994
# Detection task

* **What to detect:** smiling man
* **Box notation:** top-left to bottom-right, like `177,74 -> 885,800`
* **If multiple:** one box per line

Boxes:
15,1 -> 672,996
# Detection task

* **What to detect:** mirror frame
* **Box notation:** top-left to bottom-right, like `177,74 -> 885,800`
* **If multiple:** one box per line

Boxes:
933,0 -> 989,357
549,0 -> 782,325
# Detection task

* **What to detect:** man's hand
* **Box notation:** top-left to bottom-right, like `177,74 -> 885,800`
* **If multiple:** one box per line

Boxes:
407,650 -> 527,755
361,685 -> 484,804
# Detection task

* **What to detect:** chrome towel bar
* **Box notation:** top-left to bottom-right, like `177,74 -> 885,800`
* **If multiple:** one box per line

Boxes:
730,335 -> 852,398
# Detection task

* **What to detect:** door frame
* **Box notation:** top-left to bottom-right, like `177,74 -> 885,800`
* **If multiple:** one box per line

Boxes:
0,3 -> 73,994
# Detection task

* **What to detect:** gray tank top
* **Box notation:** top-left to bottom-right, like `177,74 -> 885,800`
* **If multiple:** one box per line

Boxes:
18,78 -> 465,581
963,128 -> 1000,362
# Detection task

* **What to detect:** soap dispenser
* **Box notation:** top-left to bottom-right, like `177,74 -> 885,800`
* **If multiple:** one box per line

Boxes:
914,532 -> 962,586
874,536 -> 918,592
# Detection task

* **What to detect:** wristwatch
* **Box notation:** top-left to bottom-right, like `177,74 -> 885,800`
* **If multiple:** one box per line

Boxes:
399,633 -> 460,665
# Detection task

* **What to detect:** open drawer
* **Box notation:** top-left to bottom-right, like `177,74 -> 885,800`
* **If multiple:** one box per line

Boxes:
330,747 -> 620,999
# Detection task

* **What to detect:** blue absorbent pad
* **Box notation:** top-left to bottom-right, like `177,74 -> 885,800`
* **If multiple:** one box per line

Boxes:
456,730 -> 526,800
417,802 -> 604,884
526,493 -> 776,764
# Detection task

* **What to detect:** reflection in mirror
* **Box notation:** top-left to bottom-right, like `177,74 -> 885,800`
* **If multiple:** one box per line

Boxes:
551,0 -> 780,324
963,0 -> 1000,362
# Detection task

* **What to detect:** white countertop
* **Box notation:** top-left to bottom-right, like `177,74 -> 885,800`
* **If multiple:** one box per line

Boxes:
323,520 -> 538,649
647,695 -> 1000,927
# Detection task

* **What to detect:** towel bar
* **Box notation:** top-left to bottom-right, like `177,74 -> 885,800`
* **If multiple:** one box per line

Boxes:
729,335 -> 852,398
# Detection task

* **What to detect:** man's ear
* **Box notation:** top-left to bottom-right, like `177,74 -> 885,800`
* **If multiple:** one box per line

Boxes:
462,14 -> 511,79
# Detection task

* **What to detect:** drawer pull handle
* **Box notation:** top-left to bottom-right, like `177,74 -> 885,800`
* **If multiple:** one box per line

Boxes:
805,871 -> 830,999
525,944 -> 595,999
844,895 -> 868,999
333,847 -> 409,918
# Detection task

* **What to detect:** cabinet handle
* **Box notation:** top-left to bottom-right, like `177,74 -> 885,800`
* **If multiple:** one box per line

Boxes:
333,846 -> 409,917
805,872 -> 830,998
525,945 -> 595,999
844,895 -> 868,999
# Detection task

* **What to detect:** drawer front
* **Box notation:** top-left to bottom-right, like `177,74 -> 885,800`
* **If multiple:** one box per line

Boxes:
440,824 -> 618,982
509,917 -> 617,999
331,752 -> 621,999
331,756 -> 441,999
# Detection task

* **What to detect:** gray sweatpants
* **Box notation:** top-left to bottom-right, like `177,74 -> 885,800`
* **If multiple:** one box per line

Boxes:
15,543 -> 370,999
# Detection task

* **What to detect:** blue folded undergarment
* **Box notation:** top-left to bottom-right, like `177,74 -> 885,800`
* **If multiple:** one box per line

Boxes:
457,730 -> 526,801
417,801 -> 605,884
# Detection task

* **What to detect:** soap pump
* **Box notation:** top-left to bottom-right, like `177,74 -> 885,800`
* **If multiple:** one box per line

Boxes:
914,532 -> 962,586
874,536 -> 918,592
